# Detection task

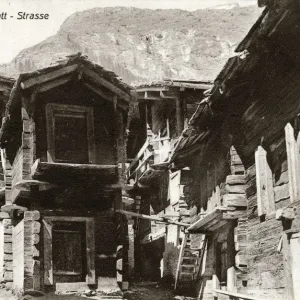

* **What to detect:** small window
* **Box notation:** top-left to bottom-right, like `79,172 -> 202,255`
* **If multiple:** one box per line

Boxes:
46,104 -> 95,164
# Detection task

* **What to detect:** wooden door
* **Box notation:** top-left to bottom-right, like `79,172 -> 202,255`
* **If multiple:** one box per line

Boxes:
52,222 -> 86,283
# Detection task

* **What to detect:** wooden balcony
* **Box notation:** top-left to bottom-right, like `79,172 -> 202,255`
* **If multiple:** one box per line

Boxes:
31,159 -> 118,184
188,172 -> 247,234
187,206 -> 244,234
127,137 -> 171,184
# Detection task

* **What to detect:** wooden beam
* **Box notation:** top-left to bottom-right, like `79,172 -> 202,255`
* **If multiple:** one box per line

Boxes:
43,219 -> 53,286
187,207 -> 236,233
86,219 -> 96,284
137,87 -> 169,92
20,64 -> 78,90
37,76 -> 72,93
84,83 -> 128,110
255,146 -> 275,216
212,289 -> 263,300
14,180 -> 57,192
84,82 -> 114,102
116,210 -> 190,227
160,91 -> 176,99
176,96 -> 184,135
31,159 -> 117,179
285,123 -> 300,203
83,67 -> 131,102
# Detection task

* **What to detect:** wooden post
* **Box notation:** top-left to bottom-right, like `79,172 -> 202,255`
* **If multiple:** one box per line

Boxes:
175,96 -> 184,136
255,146 -> 275,216
43,219 -> 53,286
86,219 -> 96,284
290,232 -> 300,300
212,274 -> 220,298
283,233 -> 294,300
285,123 -> 300,203
227,266 -> 236,292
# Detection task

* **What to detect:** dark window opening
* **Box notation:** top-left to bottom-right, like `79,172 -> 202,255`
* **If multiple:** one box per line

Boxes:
54,115 -> 89,163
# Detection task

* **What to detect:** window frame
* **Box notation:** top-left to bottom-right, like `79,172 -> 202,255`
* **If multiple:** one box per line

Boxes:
46,103 -> 96,164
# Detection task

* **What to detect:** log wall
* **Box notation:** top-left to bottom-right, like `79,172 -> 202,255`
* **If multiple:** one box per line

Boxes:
244,164 -> 285,300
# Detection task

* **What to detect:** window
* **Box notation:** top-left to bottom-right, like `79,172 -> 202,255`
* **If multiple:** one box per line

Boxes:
46,104 -> 95,164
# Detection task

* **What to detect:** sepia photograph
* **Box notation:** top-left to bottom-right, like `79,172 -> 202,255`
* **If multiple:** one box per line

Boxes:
0,0 -> 298,299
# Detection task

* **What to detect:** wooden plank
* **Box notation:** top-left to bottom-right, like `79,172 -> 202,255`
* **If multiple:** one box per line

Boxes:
212,275 -> 220,297
285,123 -> 300,203
83,67 -> 131,102
44,216 -> 93,223
212,289 -> 263,300
37,76 -> 72,93
116,210 -> 189,227
43,219 -> 53,286
174,233 -> 187,291
21,64 -> 78,89
31,160 -> 117,181
255,146 -> 275,216
223,194 -> 247,207
176,96 -> 184,136
188,209 -> 222,232
84,83 -> 128,111
85,219 -> 96,285
227,175 -> 245,186
225,184 -> 245,194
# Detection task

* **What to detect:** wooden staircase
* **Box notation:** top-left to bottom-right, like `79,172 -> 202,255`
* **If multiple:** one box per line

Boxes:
174,232 -> 206,295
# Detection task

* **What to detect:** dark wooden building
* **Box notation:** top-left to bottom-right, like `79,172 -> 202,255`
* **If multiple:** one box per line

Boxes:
0,54 -> 135,295
125,79 -> 212,281
170,0 -> 300,299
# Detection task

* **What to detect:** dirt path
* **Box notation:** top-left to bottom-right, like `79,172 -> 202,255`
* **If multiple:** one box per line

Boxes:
0,282 -> 195,300
124,282 -> 177,300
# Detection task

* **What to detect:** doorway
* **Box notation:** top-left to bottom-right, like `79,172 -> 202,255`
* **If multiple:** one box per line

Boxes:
52,222 -> 87,283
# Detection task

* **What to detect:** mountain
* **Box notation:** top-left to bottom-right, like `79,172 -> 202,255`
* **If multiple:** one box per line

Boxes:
0,6 -> 262,85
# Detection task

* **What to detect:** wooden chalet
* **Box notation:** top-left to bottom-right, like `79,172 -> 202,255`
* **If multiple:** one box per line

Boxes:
168,0 -> 300,299
0,54 -> 135,295
124,79 -> 212,281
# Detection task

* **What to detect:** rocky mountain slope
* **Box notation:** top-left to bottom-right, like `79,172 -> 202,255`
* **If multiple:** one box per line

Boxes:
0,6 -> 262,84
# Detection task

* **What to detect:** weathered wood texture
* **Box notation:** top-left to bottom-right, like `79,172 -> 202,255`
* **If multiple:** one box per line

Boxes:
34,83 -> 117,165
285,123 -> 300,203
12,219 -> 24,292
255,146 -> 275,216
31,160 -> 118,184
43,216 -> 96,286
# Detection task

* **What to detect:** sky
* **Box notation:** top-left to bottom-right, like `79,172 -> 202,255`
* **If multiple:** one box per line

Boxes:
0,0 -> 256,64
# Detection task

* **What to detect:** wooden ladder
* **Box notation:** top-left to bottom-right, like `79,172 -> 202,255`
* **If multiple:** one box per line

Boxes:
174,232 -> 206,294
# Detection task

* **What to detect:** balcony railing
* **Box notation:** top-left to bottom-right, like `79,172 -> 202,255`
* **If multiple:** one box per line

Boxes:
127,137 -> 171,183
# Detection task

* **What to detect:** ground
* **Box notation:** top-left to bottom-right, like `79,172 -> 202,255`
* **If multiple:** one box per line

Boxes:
124,282 -> 175,300
0,286 -> 18,300
0,282 -> 195,300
